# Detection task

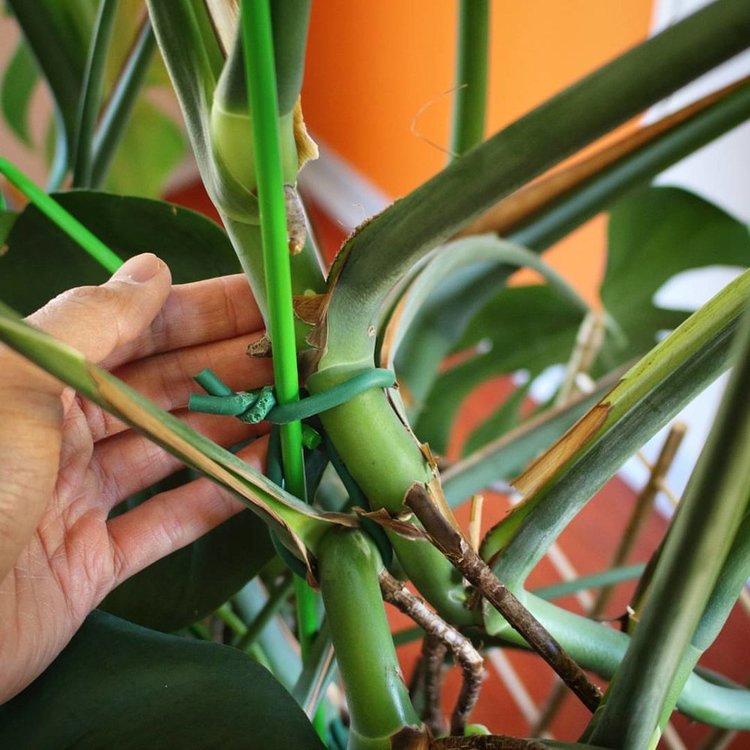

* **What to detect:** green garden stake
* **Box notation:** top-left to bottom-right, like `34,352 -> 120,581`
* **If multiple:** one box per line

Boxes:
0,157 -> 123,273
239,0 -> 322,736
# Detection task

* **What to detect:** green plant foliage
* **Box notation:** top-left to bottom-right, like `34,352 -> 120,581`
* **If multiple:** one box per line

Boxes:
602,186 -> 750,360
6,0 -> 95,147
103,100 -> 185,198
0,41 -> 38,145
0,610 -> 325,750
415,284 -> 585,452
0,190 -> 240,314
421,185 -> 750,458
101,467 -> 275,632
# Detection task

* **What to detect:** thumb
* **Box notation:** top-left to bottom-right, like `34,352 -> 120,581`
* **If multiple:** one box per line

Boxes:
29,253 -> 172,368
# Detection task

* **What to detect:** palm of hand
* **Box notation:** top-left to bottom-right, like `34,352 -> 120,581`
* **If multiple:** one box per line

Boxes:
0,262 -> 270,702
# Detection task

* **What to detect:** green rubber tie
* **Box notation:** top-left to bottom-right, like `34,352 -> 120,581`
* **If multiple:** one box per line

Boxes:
0,157 -> 124,273
269,369 -> 396,423
189,368 -> 396,424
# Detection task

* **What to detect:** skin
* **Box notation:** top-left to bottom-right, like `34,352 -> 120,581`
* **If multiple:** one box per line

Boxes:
0,254 -> 271,702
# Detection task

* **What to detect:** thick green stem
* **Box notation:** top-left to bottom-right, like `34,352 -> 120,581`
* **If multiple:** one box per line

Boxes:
451,0 -> 490,157
317,529 -> 422,748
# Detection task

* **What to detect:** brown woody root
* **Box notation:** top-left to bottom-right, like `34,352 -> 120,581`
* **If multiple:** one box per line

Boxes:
431,737 -> 549,749
405,483 -> 602,713
380,570 -> 484,736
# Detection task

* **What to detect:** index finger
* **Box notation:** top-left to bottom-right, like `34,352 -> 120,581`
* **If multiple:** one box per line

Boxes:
101,273 -> 265,370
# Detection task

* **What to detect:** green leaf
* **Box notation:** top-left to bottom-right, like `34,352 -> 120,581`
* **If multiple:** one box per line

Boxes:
0,41 -> 38,145
0,609 -> 325,749
414,284 -> 585,452
0,190 -> 240,314
103,99 -> 185,198
101,467 -> 275,632
602,186 -> 750,361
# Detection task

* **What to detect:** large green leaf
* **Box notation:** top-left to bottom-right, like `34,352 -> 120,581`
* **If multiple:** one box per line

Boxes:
0,609 -> 325,750
101,467 -> 275,632
414,284 -> 585,452
0,40 -> 39,145
0,190 -> 240,314
602,186 -> 750,361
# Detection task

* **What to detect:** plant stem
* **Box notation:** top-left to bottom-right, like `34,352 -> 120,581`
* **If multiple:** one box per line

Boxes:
91,18 -> 156,188
530,563 -> 646,602
317,529 -> 422,747
405,483 -> 602,713
451,0 -> 490,157
587,309 -> 750,749
72,0 -> 117,188
380,570 -> 483,736
0,158 -> 123,273
239,0 -> 320,733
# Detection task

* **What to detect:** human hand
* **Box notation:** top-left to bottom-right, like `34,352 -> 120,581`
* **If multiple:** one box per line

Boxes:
0,254 -> 271,702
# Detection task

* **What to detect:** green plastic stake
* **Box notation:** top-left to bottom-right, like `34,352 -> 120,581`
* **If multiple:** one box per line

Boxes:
0,157 -> 123,273
239,0 -> 322,736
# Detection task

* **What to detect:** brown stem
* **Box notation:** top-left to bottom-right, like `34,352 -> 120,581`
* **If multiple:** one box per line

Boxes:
431,737 -> 548,749
422,634 -> 450,736
405,483 -> 602,713
380,570 -> 484,735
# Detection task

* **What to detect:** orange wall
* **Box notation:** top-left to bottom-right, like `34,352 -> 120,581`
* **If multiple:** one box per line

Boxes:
302,1 -> 654,305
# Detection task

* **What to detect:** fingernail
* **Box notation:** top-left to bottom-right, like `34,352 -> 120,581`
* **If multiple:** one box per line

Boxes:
111,253 -> 163,284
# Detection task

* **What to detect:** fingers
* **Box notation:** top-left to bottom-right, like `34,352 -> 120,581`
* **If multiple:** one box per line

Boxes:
0,254 -> 169,581
106,437 -> 268,587
81,330 -> 274,442
92,409 -> 268,508
29,254 -> 172,371
100,274 -> 265,370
